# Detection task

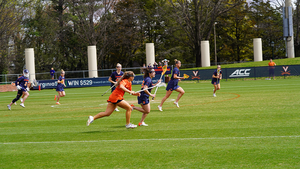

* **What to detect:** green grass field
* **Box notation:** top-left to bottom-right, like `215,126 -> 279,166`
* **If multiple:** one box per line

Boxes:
1,78 -> 300,168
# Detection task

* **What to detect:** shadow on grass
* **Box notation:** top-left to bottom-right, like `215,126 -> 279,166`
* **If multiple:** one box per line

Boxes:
81,126 -> 125,134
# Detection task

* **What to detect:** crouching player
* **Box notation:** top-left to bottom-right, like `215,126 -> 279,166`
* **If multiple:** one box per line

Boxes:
7,69 -> 30,110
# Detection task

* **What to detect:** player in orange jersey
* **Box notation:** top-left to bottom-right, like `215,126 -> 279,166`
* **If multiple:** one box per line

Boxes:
86,71 -> 140,129
268,59 -> 276,80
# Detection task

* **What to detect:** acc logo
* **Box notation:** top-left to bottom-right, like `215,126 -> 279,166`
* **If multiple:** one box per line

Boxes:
229,69 -> 251,77
281,66 -> 290,75
192,71 -> 200,79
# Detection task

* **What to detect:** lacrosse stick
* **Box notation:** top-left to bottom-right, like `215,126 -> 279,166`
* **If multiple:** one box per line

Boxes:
217,69 -> 221,84
135,82 -> 166,94
183,74 -> 189,79
30,79 -> 38,88
152,65 -> 168,100
102,83 -> 117,96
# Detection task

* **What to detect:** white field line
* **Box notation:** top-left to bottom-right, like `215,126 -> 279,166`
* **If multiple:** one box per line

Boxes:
1,135 -> 300,145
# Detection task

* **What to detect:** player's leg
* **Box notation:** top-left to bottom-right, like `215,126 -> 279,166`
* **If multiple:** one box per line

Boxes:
21,91 -> 29,103
93,102 -> 116,120
60,91 -> 66,97
117,100 -> 134,125
213,83 -> 217,97
87,102 -> 116,126
217,83 -> 221,91
56,91 -> 61,103
8,90 -> 22,108
174,87 -> 185,103
139,104 -> 150,126
133,104 -> 149,114
159,90 -> 172,107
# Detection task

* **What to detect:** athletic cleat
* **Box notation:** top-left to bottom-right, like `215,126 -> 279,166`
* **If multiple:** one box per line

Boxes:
131,104 -> 134,110
86,116 -> 94,126
54,95 -> 57,100
115,108 -> 120,112
213,93 -> 216,97
138,122 -> 148,126
20,103 -> 25,108
174,102 -> 179,108
125,123 -> 137,129
20,98 -> 23,103
7,105 -> 11,110
158,105 -> 163,111
56,102 -> 60,105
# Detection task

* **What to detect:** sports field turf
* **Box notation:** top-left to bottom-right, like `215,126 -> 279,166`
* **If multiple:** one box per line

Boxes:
1,78 -> 299,168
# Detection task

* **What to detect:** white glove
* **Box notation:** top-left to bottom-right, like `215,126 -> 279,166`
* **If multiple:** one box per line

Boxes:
16,85 -> 22,90
26,87 -> 30,92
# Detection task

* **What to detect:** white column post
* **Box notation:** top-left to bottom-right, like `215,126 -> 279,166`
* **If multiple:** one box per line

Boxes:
88,46 -> 98,78
201,41 -> 211,67
146,43 -> 155,67
25,48 -> 35,82
253,38 -> 263,62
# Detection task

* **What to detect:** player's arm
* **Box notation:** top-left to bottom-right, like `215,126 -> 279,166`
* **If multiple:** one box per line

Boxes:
173,74 -> 184,80
120,84 -> 140,96
154,79 -> 161,85
143,85 -> 155,97
212,74 -> 219,79
108,77 -> 116,84
57,78 -> 64,84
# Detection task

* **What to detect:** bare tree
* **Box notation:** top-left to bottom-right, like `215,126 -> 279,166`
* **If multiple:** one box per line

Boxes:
0,0 -> 27,74
166,0 -> 242,67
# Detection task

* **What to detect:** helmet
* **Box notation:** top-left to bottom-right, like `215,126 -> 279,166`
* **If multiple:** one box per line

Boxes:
23,69 -> 29,78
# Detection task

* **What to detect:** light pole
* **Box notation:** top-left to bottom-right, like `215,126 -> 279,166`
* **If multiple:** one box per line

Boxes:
271,41 -> 274,59
214,22 -> 217,65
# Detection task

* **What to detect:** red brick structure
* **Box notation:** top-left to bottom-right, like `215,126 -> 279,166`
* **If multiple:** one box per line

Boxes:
0,83 -> 32,92
0,84 -> 17,92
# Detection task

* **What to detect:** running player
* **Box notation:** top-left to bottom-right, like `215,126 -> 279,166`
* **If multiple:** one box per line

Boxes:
10,81 -> 25,105
54,70 -> 66,104
131,68 -> 161,126
158,59 -> 185,111
86,71 -> 140,129
108,63 -> 124,112
7,69 -> 30,110
212,65 -> 222,97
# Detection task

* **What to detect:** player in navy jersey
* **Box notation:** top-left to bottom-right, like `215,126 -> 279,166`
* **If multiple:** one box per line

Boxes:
131,68 -> 161,126
54,70 -> 66,105
7,69 -> 30,110
158,59 -> 185,111
212,65 -> 222,97
108,63 -> 124,111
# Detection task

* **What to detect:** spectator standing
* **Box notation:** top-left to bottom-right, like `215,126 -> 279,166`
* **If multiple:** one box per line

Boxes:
268,59 -> 276,80
50,68 -> 55,79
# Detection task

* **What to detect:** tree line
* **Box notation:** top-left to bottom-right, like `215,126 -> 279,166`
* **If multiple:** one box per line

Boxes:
0,0 -> 299,75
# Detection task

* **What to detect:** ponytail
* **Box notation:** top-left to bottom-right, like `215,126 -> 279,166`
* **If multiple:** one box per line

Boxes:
142,68 -> 154,78
115,71 -> 135,87
174,59 -> 180,64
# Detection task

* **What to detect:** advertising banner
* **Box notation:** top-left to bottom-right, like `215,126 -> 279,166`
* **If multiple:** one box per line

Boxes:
154,66 -> 172,75
33,75 -> 164,90
179,65 -> 300,81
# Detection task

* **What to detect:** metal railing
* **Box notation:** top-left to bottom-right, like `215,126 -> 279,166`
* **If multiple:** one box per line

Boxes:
0,63 -> 197,84
0,67 -> 145,84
